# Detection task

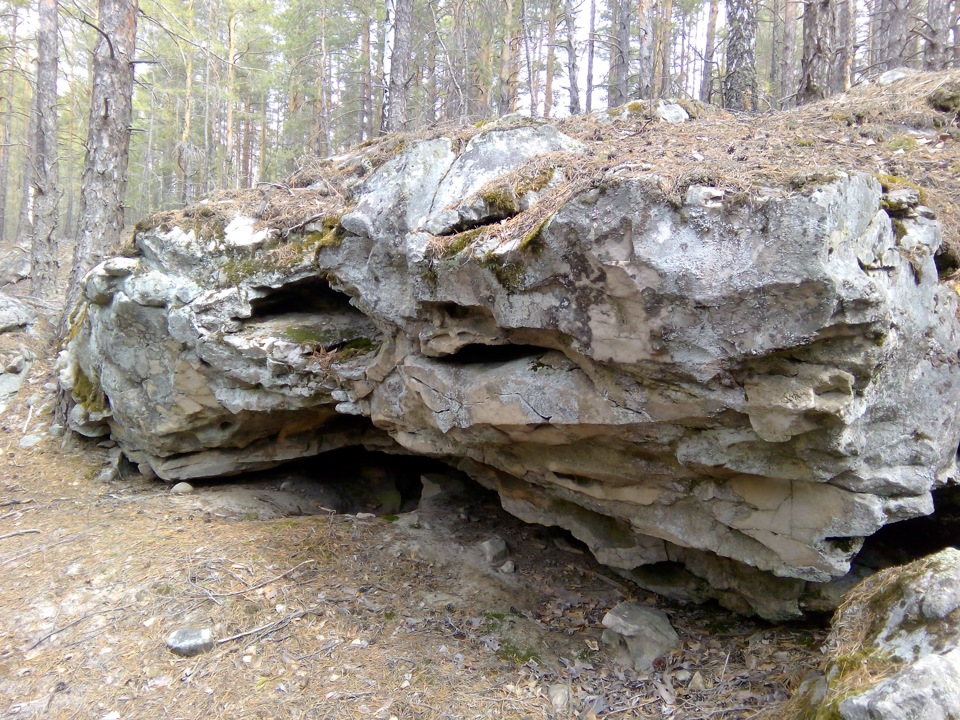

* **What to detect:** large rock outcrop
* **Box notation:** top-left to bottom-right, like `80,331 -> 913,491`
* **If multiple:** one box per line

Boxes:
60,111 -> 960,619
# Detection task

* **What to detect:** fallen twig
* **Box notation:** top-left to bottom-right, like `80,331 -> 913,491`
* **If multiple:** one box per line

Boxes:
200,559 -> 316,598
0,529 -> 40,540
0,533 -> 86,566
282,213 -> 326,237
216,608 -> 310,644
27,605 -> 133,651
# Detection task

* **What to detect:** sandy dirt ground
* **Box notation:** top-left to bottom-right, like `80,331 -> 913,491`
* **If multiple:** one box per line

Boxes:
0,399 -> 826,720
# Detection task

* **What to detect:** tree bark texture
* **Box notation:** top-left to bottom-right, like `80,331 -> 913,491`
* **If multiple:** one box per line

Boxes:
30,0 -> 60,297
798,0 -> 836,103
608,0 -> 630,107
586,0 -> 596,112
637,0 -> 655,100
700,0 -> 720,101
66,0 -> 138,320
386,0 -> 412,131
563,0 -> 582,114
723,0 -> 758,109
781,0 -> 797,106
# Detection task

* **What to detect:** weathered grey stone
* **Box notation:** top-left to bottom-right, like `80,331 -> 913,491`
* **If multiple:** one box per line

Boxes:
171,482 -> 195,494
97,467 -> 120,483
0,294 -> 34,333
548,683 -> 572,713
656,101 -> 689,124
800,549 -> 960,718
165,627 -> 214,656
57,121 -> 960,619
480,537 -> 509,564
838,649 -> 960,720
601,602 -> 679,671
18,435 -> 42,449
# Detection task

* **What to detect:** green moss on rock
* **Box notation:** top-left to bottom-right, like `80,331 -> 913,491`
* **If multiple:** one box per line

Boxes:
481,254 -> 525,292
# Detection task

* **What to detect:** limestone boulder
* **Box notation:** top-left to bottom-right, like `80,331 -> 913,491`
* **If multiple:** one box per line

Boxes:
58,120 -> 960,619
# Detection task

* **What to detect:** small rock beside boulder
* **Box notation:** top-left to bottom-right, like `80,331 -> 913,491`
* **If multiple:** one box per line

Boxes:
165,627 -> 214,656
479,536 -> 509,565
601,601 -> 679,671
796,547 -> 960,719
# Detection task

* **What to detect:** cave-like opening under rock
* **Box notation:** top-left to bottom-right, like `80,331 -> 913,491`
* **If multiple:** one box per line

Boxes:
248,276 -> 361,318
853,484 -> 960,570
186,447 -> 469,518
437,343 -> 552,365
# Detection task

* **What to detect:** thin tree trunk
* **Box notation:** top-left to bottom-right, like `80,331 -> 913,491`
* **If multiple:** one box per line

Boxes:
833,0 -> 854,91
30,0 -> 60,297
563,0 -> 581,114
386,0 -> 412,131
225,13 -> 237,186
361,18 -> 372,138
654,0 -> 674,97
700,0 -> 720,101
497,0 -> 519,114
637,0 -> 654,99
586,0 -> 596,112
242,91 -> 252,187
0,7 -> 19,245
178,0 -> 194,206
770,0 -> 781,106
259,92 -> 267,181
781,0 -> 797,105
544,0 -> 557,117
608,0 -> 631,107
65,0 -> 139,324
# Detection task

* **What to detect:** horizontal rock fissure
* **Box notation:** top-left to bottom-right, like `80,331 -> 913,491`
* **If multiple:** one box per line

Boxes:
436,343 -> 554,365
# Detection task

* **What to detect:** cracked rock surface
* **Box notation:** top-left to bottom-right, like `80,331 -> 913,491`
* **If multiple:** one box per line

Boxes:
59,119 -> 960,618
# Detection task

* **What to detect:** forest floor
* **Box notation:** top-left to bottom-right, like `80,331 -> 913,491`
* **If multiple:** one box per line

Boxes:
0,364 -> 827,720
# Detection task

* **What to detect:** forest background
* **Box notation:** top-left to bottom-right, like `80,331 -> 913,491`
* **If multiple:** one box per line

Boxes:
0,0 -> 957,303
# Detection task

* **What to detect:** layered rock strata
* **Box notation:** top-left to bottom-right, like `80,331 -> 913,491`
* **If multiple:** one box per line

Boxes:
60,120 -> 960,618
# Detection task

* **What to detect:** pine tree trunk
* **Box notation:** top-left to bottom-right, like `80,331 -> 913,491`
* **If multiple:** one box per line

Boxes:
65,0 -> 139,325
637,0 -> 655,99
608,0 -> 631,107
30,0 -> 60,297
0,7 -> 19,245
874,0 -> 910,71
833,0 -> 854,91
654,0 -> 674,97
544,0 -> 557,117
723,0 -> 758,109
586,0 -> 596,112
781,0 -> 797,106
770,0 -> 781,106
361,18 -> 373,138
924,0 -> 950,68
385,0 -> 412,131
497,0 -> 520,115
700,0 -> 720,101
798,0 -> 835,103
563,0 -> 582,114
225,13 -> 237,187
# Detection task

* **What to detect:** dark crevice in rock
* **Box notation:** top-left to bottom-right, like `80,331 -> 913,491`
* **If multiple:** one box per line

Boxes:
192,447 -> 463,517
935,244 -> 960,279
853,484 -> 960,570
249,276 -> 361,318
436,343 -> 551,365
